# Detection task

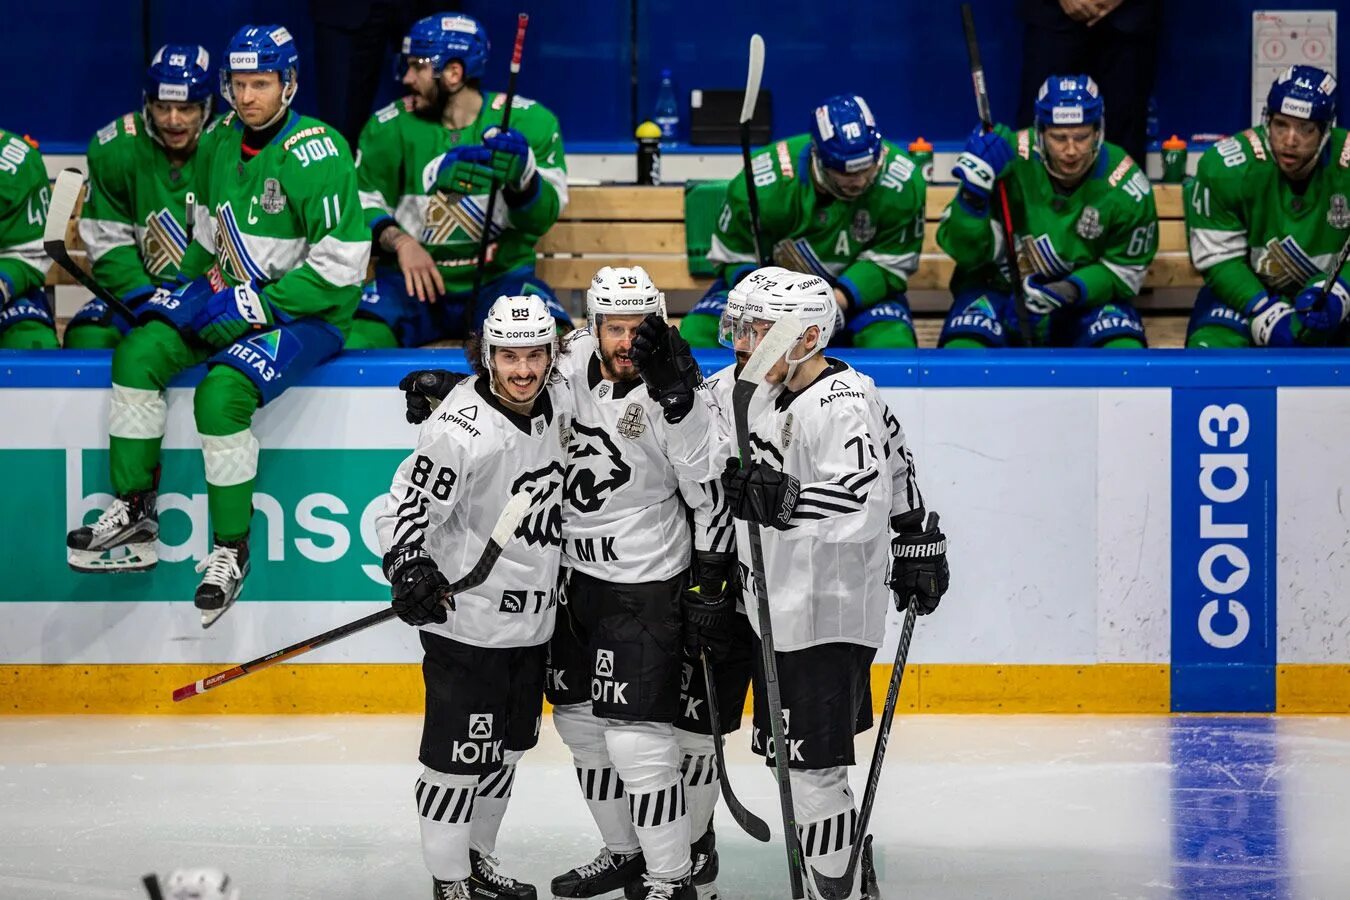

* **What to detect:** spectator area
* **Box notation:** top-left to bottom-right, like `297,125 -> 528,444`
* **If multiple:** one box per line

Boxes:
48,182 -> 1198,347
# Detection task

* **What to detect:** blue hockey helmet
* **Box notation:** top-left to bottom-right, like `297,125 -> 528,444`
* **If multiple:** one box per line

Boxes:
400,14 -> 490,81
1033,75 -> 1105,179
220,25 -> 300,117
143,44 -> 213,144
809,94 -> 883,200
1265,65 -> 1338,127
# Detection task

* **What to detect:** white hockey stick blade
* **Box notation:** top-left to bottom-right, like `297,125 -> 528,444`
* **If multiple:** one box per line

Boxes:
740,34 -> 765,124
488,490 -> 532,547
45,168 -> 85,244
737,313 -> 802,386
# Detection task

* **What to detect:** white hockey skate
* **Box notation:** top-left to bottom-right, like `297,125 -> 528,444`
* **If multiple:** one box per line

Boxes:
67,491 -> 159,572
194,539 -> 249,629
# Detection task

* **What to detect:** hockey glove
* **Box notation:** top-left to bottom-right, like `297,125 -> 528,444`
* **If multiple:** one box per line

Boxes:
1292,277 -> 1350,340
683,550 -> 739,658
952,125 -> 1013,205
1022,274 -> 1080,316
383,545 -> 453,626
1246,294 -> 1299,348
399,369 -> 470,424
434,144 -> 496,196
720,457 -> 800,530
483,127 -> 539,202
139,274 -> 213,325
630,313 -> 703,423
889,511 -> 950,615
192,283 -> 274,348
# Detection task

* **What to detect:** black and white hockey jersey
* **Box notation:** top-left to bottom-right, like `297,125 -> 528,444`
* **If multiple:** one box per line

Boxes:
557,330 -> 719,583
375,375 -> 569,648
733,359 -> 922,650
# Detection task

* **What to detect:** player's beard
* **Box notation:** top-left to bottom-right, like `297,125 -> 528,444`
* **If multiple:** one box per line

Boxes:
409,80 -> 451,122
599,344 -> 640,382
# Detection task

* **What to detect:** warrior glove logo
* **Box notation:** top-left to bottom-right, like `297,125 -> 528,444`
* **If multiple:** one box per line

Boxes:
564,420 -> 632,514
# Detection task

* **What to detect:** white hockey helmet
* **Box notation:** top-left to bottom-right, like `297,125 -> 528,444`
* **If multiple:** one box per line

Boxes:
480,294 -> 558,402
161,868 -> 240,900
585,265 -> 667,335
723,267 -> 838,369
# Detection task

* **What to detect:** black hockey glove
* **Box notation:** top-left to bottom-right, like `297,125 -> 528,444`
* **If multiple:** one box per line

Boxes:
383,546 -> 453,626
720,457 -> 800,530
630,314 -> 703,424
398,369 -> 469,425
682,550 -> 738,658
889,511 -> 949,615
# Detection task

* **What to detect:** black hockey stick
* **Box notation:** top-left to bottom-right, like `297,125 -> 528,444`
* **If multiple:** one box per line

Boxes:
172,491 -> 533,701
811,591 -> 920,900
732,313 -> 807,897
43,168 -> 137,322
466,12 -> 529,333
960,4 -> 1032,345
701,649 -> 771,842
1311,230 -> 1350,312
739,34 -> 769,266
141,874 -> 165,900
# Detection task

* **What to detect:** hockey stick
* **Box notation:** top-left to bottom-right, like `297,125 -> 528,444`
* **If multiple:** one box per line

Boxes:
959,4 -> 1032,345
811,592 -> 920,900
184,191 -> 197,244
701,649 -> 771,842
172,491 -> 533,701
43,168 -> 137,322
465,12 -> 528,333
141,874 -> 165,900
739,33 -> 769,266
1311,230 -> 1350,312
732,312 -> 806,897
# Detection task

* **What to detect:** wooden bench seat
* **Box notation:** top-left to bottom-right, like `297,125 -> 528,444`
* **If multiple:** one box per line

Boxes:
47,182 -> 1199,346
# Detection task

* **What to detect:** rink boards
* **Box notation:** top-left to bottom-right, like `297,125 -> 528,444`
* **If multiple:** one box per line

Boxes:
1,348 -> 1348,714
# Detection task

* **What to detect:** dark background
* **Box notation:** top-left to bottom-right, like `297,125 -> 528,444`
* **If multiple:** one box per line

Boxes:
1,0 -> 1342,151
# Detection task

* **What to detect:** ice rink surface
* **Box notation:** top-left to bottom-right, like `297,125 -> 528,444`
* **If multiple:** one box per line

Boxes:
2,714 -> 1347,899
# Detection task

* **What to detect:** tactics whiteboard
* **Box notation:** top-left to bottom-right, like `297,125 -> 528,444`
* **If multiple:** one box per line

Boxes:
1252,10 -> 1337,123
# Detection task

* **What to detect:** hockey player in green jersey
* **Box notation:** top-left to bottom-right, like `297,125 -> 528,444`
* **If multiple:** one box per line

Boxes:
0,129 -> 53,349
680,94 -> 926,349
1185,65 -> 1349,348
938,75 -> 1157,348
65,44 -> 215,349
65,24 -> 370,629
350,13 -> 570,348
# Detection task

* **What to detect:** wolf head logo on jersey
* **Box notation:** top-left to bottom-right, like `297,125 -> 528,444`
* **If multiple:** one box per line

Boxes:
511,460 -> 565,548
564,420 -> 633,514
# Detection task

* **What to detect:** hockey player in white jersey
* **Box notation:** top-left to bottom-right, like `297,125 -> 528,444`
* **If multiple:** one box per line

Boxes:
715,269 -> 950,900
546,266 -> 716,900
375,294 -> 570,900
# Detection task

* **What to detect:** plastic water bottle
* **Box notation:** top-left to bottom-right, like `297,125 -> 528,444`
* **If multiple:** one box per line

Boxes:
908,136 -> 934,183
1162,135 -> 1188,183
654,69 -> 680,141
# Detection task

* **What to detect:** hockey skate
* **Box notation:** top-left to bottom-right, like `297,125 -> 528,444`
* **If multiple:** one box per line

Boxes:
194,538 -> 249,628
66,490 -> 158,572
470,849 -> 538,899
551,847 -> 645,898
630,874 -> 694,900
433,878 -> 472,900
626,828 -> 716,900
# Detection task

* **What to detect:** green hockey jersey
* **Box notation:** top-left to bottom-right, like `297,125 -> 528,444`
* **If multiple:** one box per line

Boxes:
707,133 -> 926,307
179,111 -> 369,334
1186,125 -> 1350,312
355,92 -> 567,293
79,111 -> 200,301
0,128 -> 51,300
938,125 -> 1158,305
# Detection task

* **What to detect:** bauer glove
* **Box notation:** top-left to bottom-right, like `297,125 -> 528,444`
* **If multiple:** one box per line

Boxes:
720,457 -> 800,530
383,545 -> 453,626
952,125 -> 1013,206
192,282 -> 273,348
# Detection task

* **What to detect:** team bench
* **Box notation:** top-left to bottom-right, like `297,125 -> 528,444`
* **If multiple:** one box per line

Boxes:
48,183 -> 1198,347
